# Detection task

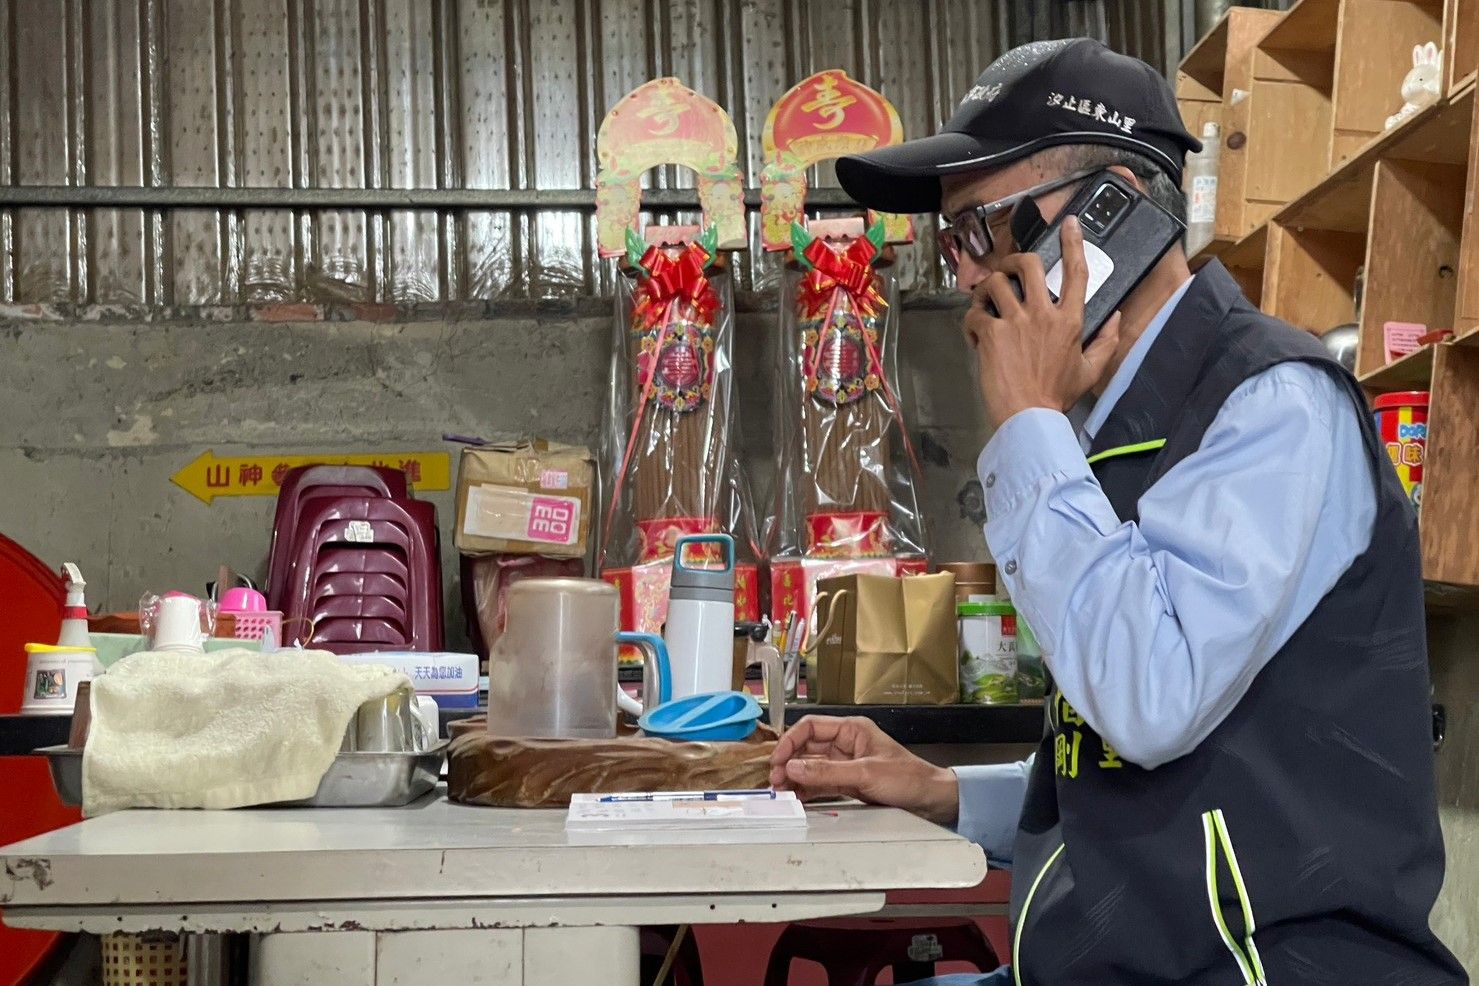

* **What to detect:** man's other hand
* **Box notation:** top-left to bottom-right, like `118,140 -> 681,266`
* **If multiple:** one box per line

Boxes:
769,715 -> 960,826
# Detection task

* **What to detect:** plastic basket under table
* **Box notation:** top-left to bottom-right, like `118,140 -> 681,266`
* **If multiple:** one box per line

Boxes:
227,610 -> 282,642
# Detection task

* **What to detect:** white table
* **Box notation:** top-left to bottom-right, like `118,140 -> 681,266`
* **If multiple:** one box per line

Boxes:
0,793 -> 986,984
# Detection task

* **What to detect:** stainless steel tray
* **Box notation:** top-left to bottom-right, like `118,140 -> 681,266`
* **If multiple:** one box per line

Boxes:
283,743 -> 447,808
36,743 -> 447,809
37,745 -> 83,807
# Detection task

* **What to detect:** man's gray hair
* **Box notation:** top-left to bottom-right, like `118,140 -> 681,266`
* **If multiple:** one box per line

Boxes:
1037,144 -> 1187,225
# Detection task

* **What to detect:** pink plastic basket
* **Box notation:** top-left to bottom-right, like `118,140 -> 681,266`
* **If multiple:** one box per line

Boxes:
229,610 -> 283,643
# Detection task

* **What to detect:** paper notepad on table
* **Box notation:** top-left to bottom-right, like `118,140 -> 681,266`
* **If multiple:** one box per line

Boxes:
566,790 -> 808,832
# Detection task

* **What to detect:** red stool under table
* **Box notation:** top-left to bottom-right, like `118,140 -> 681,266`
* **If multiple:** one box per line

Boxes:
763,918 -> 1000,986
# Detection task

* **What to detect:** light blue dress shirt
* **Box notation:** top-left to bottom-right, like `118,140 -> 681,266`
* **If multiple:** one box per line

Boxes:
953,274 -> 1378,865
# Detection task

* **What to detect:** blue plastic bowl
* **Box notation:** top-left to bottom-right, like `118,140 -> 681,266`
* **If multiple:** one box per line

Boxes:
638,690 -> 762,742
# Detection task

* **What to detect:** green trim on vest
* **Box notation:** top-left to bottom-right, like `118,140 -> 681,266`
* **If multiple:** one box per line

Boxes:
1085,438 -> 1167,466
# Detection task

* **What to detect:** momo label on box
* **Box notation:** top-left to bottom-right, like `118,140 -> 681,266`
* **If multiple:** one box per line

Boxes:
463,485 -> 582,547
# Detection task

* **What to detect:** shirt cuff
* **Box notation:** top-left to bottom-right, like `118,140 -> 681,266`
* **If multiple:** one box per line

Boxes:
952,762 -> 1030,866
976,408 -> 1091,517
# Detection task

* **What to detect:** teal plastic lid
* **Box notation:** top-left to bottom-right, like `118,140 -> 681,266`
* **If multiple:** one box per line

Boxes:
958,600 -> 1015,617
639,690 -> 761,743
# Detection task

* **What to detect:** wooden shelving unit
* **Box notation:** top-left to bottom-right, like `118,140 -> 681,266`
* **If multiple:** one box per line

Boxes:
1178,0 -> 1479,601
1238,0 -> 1453,228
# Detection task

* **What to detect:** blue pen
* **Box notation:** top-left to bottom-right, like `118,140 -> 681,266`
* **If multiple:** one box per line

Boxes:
597,789 -> 778,803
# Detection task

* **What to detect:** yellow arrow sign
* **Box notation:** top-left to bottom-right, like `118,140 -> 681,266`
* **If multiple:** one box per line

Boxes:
171,450 -> 452,505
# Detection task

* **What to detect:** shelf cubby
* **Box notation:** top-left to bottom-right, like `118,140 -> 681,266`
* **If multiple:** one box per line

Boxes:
1264,223 -> 1366,333
1221,222 -> 1271,307
1176,16 -> 1229,138
1359,342 -> 1438,392
1356,159 -> 1468,377
1244,0 -> 1340,229
1176,7 -> 1287,242
1329,0 -> 1447,167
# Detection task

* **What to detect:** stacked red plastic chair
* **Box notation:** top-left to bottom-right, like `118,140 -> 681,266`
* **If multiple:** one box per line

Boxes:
266,465 -> 442,654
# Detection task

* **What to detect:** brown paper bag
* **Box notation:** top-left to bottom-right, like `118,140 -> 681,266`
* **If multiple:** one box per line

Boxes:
812,572 -> 958,705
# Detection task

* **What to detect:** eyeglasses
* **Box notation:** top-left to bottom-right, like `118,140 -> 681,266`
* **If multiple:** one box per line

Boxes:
936,169 -> 1096,273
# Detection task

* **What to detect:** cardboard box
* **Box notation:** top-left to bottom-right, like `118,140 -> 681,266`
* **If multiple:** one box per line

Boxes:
454,440 -> 594,558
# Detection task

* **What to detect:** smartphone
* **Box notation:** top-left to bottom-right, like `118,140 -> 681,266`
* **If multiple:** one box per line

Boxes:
986,170 -> 1185,346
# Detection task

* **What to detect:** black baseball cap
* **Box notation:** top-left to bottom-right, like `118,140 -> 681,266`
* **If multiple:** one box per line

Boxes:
837,39 -> 1201,215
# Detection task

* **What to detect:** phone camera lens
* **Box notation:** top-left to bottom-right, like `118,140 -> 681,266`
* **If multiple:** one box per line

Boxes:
1080,185 -> 1129,236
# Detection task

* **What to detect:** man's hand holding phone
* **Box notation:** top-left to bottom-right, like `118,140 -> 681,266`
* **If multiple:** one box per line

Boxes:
962,215 -> 1122,430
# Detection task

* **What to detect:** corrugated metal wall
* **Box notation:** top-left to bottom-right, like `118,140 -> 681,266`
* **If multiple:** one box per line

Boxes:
0,0 -> 1189,305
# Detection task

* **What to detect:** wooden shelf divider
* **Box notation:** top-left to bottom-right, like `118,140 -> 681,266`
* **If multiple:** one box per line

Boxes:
1419,344 -> 1479,586
1455,75 -> 1479,338
1446,0 -> 1478,97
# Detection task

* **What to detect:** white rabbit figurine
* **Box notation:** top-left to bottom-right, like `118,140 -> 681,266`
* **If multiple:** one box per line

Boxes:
1385,42 -> 1442,129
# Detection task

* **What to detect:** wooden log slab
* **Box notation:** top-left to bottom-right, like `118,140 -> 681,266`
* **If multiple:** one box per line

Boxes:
447,717 -> 778,808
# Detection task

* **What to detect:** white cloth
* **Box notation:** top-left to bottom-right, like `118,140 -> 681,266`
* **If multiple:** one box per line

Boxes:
83,648 -> 409,815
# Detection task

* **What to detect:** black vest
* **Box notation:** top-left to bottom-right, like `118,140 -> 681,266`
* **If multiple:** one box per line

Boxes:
1008,261 -> 1464,986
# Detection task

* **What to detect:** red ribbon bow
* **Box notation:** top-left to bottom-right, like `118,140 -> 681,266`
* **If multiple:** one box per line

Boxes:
798,236 -> 886,319
632,242 -> 719,328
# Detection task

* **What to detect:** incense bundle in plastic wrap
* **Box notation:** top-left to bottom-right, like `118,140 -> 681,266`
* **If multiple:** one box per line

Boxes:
598,228 -> 761,644
769,220 -> 929,622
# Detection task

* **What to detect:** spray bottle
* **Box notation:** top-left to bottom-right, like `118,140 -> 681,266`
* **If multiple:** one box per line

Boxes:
58,564 -> 91,648
20,563 -> 99,713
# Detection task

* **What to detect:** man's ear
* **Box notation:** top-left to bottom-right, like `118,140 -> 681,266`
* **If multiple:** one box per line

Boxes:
1104,163 -> 1144,191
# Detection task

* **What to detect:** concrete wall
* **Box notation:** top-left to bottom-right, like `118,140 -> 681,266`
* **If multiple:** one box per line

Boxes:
0,299 -> 992,637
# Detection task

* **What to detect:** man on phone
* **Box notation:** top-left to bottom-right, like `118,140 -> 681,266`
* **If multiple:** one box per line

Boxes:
771,39 -> 1463,986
